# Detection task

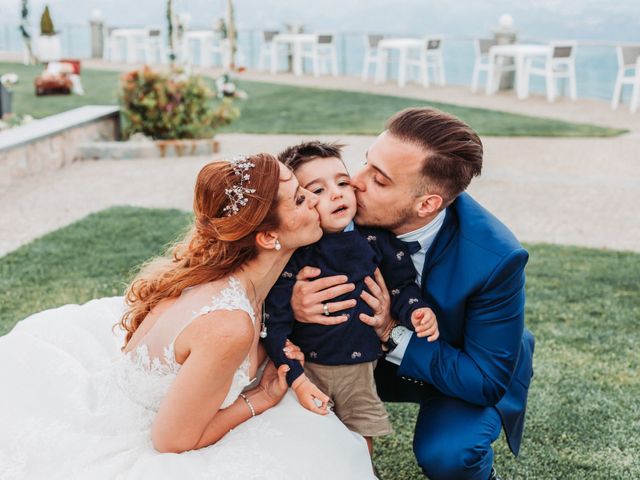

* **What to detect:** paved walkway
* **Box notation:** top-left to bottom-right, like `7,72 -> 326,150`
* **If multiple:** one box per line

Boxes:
1,133 -> 638,257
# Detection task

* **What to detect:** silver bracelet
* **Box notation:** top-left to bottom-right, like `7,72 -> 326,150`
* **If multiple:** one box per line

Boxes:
239,393 -> 256,417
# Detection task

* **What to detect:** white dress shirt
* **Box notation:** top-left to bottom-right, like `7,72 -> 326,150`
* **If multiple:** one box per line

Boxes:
386,209 -> 446,366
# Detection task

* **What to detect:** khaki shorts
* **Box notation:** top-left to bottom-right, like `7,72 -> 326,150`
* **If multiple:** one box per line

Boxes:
304,361 -> 392,437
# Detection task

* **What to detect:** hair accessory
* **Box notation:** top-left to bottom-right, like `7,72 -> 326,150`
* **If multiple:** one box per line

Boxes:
223,156 -> 257,216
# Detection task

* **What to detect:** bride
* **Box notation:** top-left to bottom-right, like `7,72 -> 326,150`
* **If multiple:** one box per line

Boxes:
0,153 -> 375,479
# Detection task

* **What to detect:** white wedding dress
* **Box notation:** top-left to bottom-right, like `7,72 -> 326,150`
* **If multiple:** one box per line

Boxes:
0,277 -> 374,480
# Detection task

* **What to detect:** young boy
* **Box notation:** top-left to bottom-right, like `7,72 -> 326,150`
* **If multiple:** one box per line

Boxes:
263,141 -> 438,455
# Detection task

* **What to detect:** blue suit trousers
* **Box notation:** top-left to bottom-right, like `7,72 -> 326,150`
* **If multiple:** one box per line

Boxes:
413,394 -> 502,480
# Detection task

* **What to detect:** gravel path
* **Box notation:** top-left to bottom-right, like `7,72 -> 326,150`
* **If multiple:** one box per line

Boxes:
1,132 -> 638,257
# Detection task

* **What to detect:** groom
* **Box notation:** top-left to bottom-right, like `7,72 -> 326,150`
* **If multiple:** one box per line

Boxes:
288,107 -> 534,479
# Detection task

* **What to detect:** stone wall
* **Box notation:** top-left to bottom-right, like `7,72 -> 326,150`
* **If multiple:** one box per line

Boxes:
0,106 -> 120,193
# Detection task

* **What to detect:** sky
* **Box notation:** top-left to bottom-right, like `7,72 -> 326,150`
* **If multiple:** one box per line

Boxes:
0,0 -> 638,42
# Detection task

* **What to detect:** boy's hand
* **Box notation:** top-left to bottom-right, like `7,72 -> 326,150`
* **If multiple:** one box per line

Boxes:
411,307 -> 439,342
291,374 -> 331,415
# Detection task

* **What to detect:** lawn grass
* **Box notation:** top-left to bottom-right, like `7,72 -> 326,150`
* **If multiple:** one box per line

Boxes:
1,207 -> 638,479
2,62 -> 122,119
223,80 -> 626,137
1,62 -> 625,137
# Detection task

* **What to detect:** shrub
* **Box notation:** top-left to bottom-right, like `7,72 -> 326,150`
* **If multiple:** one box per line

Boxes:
40,6 -> 55,36
118,67 -> 239,140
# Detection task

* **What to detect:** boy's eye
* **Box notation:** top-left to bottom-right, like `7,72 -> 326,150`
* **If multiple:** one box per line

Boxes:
296,195 -> 306,206
338,181 -> 349,187
312,187 -> 324,195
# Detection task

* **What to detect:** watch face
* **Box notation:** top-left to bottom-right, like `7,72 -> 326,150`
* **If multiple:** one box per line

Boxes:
391,326 -> 404,343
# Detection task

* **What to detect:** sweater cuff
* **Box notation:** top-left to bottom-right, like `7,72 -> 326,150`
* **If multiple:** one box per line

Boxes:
285,361 -> 305,386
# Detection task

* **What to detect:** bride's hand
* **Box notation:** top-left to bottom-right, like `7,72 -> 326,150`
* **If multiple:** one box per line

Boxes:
248,361 -> 289,414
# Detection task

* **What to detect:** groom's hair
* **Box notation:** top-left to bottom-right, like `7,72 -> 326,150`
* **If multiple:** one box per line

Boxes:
386,107 -> 483,204
278,141 -> 346,171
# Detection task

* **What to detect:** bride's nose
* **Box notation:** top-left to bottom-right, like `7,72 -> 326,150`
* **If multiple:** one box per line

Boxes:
308,192 -> 319,208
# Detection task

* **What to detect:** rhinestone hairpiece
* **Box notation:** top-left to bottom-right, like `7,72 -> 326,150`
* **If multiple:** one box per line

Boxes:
223,155 -> 257,216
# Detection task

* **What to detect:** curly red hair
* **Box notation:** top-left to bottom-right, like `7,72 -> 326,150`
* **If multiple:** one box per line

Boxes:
119,153 -> 282,347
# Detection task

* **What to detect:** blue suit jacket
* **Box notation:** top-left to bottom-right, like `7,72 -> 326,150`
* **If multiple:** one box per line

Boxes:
393,193 -> 535,455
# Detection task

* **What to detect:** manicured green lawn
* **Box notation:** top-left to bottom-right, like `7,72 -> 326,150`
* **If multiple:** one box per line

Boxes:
2,63 -> 122,119
224,80 -> 626,137
1,207 -> 638,479
1,62 -> 625,137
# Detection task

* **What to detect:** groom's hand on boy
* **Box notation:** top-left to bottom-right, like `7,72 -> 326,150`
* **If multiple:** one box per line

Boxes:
359,268 -> 394,342
292,374 -> 331,415
291,267 -> 357,325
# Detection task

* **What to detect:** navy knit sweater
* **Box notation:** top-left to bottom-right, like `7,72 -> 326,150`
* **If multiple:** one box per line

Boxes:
263,224 -> 430,386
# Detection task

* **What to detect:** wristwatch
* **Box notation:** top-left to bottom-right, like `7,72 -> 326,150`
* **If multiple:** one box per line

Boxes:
385,325 -> 409,352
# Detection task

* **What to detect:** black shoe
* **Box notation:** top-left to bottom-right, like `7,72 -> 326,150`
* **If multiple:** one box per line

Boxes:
488,466 -> 502,480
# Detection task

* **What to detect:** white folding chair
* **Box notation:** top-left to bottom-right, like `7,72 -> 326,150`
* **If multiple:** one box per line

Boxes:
145,29 -> 165,64
361,34 -> 385,81
104,27 -> 120,62
611,45 -> 640,113
406,36 -> 445,87
471,38 -> 498,92
258,30 -> 279,71
304,34 -> 339,77
524,41 -> 577,102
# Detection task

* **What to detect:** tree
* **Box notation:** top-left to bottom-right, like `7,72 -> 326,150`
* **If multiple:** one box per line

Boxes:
40,5 -> 55,36
19,0 -> 36,64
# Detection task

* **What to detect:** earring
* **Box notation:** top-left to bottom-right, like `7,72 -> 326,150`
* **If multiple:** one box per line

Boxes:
274,240 -> 281,251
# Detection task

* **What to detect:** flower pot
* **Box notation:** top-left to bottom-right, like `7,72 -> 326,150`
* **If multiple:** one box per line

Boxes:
35,34 -> 62,62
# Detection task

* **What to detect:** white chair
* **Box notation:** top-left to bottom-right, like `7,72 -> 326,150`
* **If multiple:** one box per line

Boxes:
471,38 -> 498,92
105,28 -> 154,64
611,45 -> 640,113
145,29 -> 165,64
484,45 -> 517,95
524,41 -> 577,102
182,30 -> 230,68
303,34 -> 339,77
258,30 -> 280,71
406,36 -> 445,87
361,34 -> 385,81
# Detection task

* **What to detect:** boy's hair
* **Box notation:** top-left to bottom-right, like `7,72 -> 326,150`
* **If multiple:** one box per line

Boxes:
278,141 -> 346,171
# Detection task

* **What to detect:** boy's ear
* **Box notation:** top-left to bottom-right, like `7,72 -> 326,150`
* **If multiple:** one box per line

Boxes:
255,231 -> 279,250
416,194 -> 444,218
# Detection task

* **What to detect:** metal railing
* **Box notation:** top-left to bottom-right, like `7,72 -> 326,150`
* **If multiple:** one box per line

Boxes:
0,23 -> 627,101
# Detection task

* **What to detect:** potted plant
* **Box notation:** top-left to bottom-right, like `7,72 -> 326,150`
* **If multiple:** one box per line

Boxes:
34,5 -> 61,62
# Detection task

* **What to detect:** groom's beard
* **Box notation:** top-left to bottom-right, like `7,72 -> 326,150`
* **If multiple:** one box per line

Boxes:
356,203 -> 414,232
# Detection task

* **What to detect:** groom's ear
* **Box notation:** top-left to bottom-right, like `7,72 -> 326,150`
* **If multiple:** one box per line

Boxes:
416,194 -> 444,218
255,231 -> 278,251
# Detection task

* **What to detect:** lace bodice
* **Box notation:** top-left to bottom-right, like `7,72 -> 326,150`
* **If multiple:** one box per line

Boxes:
116,276 -> 256,413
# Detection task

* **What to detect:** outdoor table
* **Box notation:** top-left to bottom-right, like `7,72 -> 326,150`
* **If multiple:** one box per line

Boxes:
486,44 -> 550,99
109,28 -> 152,64
182,30 -> 228,67
270,33 -> 318,76
376,38 -> 424,87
